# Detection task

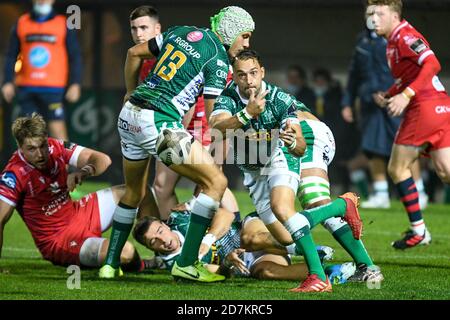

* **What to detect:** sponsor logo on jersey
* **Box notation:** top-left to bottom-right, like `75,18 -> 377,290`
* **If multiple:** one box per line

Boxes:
186,31 -> 203,42
42,193 -> 69,216
435,106 -> 450,114
277,91 -> 292,105
0,172 -> 17,189
174,37 -> 201,58
216,69 -> 228,79
409,38 -> 427,55
118,117 -> 142,133
29,45 -> 51,68
26,34 -> 57,44
217,59 -> 227,67
146,74 -> 162,89
49,182 -> 61,194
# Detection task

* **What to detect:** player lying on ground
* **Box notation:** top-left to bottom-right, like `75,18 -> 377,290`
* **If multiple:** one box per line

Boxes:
209,49 -> 364,292
99,6 -> 256,283
133,203 -> 356,283
0,114 -> 148,273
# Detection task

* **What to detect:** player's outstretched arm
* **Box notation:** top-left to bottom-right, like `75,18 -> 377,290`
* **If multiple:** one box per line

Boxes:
0,200 -> 14,258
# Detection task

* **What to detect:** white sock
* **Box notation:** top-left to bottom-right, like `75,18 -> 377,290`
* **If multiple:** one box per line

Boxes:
415,178 -> 425,194
411,220 -> 426,235
373,180 -> 389,198
350,169 -> 366,183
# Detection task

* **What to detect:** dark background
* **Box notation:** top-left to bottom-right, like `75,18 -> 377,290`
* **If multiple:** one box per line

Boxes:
1,0 -> 449,191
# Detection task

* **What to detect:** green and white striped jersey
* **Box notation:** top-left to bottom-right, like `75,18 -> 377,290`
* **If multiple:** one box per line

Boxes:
212,81 -> 311,170
130,26 -> 229,121
157,210 -> 241,271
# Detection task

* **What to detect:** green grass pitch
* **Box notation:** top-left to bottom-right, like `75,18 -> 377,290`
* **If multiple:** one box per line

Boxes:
0,182 -> 449,300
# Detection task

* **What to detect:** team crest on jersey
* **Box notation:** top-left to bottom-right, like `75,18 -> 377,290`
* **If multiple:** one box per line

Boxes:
49,182 -> 61,194
187,31 -> 203,42
0,172 -> 17,189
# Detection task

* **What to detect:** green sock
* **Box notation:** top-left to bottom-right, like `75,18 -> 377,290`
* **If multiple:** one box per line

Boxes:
293,226 -> 326,281
104,220 -> 133,268
302,198 -> 346,229
356,179 -> 369,199
177,214 -> 211,267
333,224 -> 373,266
445,185 -> 450,204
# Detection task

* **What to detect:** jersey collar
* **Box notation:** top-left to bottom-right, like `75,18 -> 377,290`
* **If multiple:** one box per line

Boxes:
389,19 -> 408,41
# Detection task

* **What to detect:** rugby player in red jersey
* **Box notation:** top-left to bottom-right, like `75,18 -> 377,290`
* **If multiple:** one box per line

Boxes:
0,113 -> 146,273
370,0 -> 450,249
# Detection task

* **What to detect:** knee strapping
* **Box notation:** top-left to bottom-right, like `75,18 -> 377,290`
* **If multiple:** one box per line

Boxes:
298,176 -> 331,208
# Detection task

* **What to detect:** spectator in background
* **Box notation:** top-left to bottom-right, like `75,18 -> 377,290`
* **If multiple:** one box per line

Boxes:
285,65 -> 315,111
341,4 -> 427,209
1,0 -> 82,141
312,68 -> 359,191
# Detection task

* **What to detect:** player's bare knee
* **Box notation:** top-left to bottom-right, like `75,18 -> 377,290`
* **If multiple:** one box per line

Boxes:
387,162 -> 403,181
270,203 -> 294,221
203,172 -> 228,198
436,166 -> 450,184
120,241 -> 135,264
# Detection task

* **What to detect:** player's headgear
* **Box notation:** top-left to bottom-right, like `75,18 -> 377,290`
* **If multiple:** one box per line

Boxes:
210,6 -> 255,46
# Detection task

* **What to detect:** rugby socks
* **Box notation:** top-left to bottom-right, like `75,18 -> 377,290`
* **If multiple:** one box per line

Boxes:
373,180 -> 389,199
284,214 -> 326,281
323,217 -> 373,267
396,177 -> 425,235
350,169 -> 369,199
445,185 -> 450,204
104,202 -> 138,268
300,198 -> 347,229
177,193 -> 217,267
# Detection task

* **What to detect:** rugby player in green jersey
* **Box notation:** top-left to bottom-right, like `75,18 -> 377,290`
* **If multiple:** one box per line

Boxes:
99,7 -> 255,282
210,49 -> 364,292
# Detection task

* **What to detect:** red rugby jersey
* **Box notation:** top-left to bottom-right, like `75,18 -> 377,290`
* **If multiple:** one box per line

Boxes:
0,138 -> 84,250
386,20 -> 447,102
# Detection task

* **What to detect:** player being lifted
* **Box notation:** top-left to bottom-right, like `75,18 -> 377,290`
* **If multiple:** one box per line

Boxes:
99,6 -> 255,282
369,0 -> 450,249
210,49 -> 364,292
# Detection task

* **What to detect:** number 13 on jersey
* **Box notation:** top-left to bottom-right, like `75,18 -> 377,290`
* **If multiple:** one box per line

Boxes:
154,44 -> 187,81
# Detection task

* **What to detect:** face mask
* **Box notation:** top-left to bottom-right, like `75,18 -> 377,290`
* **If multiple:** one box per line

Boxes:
314,87 -> 327,97
366,16 -> 375,30
33,3 -> 52,16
